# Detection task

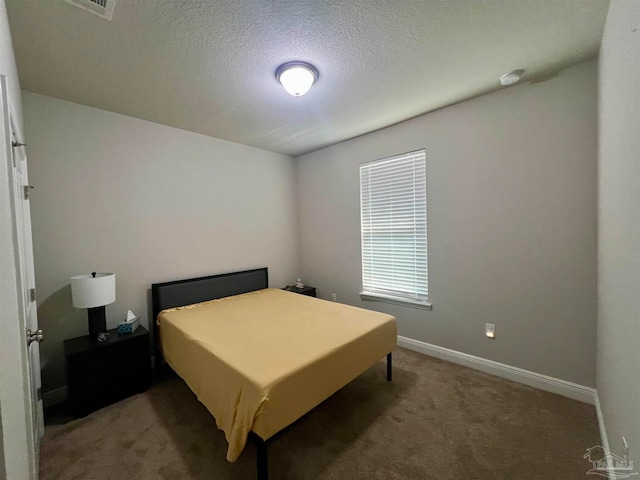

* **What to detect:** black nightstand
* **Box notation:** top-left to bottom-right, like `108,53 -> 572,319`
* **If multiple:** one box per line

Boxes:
282,285 -> 317,297
64,326 -> 151,417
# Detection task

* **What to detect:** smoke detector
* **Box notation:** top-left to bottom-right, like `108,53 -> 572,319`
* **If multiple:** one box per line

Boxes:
64,0 -> 116,21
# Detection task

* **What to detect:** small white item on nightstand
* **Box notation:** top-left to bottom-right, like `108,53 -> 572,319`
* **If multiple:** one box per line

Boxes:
295,279 -> 304,288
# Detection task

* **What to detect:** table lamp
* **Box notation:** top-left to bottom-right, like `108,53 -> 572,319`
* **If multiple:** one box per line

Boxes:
71,272 -> 116,341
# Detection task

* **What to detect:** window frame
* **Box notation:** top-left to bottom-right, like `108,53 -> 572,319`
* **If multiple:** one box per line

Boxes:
358,149 -> 431,310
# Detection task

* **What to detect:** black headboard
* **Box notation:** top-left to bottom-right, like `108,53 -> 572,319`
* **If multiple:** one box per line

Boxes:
151,267 -> 268,366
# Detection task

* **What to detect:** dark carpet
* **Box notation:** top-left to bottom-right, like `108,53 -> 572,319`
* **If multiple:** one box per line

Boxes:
40,348 -> 600,479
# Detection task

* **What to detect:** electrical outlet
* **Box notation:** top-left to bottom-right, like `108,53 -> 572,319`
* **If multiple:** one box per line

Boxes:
485,323 -> 496,339
331,293 -> 337,302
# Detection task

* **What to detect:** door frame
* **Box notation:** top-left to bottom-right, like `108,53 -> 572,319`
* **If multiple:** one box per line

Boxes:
0,75 -> 37,479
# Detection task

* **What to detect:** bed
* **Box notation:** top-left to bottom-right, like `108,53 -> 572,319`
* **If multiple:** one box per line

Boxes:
152,267 -> 397,480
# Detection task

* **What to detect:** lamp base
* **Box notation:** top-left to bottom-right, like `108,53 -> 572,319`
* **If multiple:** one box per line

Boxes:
87,306 -> 107,341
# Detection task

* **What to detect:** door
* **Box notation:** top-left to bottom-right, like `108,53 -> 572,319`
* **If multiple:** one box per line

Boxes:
10,89 -> 44,452
0,74 -> 43,479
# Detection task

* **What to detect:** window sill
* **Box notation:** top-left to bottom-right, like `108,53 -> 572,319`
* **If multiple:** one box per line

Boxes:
359,292 -> 432,311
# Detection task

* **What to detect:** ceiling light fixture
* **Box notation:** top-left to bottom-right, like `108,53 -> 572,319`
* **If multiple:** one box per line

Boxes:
500,69 -> 525,86
276,62 -> 318,97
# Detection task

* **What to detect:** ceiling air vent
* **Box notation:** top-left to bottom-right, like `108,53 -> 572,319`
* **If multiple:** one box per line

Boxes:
64,0 -> 116,21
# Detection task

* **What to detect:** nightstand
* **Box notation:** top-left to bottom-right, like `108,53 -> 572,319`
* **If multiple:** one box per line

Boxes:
282,285 -> 317,297
64,326 -> 151,417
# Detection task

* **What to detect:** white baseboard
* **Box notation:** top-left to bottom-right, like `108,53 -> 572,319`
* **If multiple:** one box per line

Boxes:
397,335 -> 596,405
42,386 -> 67,408
594,391 -> 612,478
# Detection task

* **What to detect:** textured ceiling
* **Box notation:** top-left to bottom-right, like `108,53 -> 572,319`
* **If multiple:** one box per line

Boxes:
7,0 -> 609,156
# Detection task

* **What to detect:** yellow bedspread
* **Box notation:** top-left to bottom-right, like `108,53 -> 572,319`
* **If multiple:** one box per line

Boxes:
158,288 -> 397,462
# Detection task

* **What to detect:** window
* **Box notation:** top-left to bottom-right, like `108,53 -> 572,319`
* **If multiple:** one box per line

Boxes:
359,149 -> 430,309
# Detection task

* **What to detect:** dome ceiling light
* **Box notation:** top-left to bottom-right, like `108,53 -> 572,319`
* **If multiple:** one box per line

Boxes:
500,69 -> 525,86
275,62 -> 319,97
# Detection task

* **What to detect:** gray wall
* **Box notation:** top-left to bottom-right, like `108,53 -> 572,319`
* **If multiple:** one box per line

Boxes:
296,60 -> 598,387
24,92 -> 300,394
597,0 -> 640,463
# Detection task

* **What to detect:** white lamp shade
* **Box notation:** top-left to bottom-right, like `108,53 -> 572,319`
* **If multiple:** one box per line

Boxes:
71,273 -> 116,308
276,62 -> 318,97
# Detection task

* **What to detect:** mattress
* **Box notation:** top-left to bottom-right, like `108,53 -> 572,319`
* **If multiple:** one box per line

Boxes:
158,288 -> 397,461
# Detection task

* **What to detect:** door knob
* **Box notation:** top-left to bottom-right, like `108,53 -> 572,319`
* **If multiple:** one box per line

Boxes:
27,329 -> 44,346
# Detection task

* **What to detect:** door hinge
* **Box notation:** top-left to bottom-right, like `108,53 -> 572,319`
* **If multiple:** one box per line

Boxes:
30,288 -> 36,302
36,387 -> 42,401
23,185 -> 34,200
11,140 -> 25,167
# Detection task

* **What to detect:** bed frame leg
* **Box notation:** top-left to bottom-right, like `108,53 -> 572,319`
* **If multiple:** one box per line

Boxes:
387,352 -> 392,381
249,432 -> 268,480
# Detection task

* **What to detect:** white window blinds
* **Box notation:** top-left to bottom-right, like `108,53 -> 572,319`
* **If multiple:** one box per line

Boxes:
360,149 -> 428,304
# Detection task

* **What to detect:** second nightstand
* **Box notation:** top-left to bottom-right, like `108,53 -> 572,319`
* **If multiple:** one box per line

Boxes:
282,285 -> 317,297
64,326 -> 151,417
